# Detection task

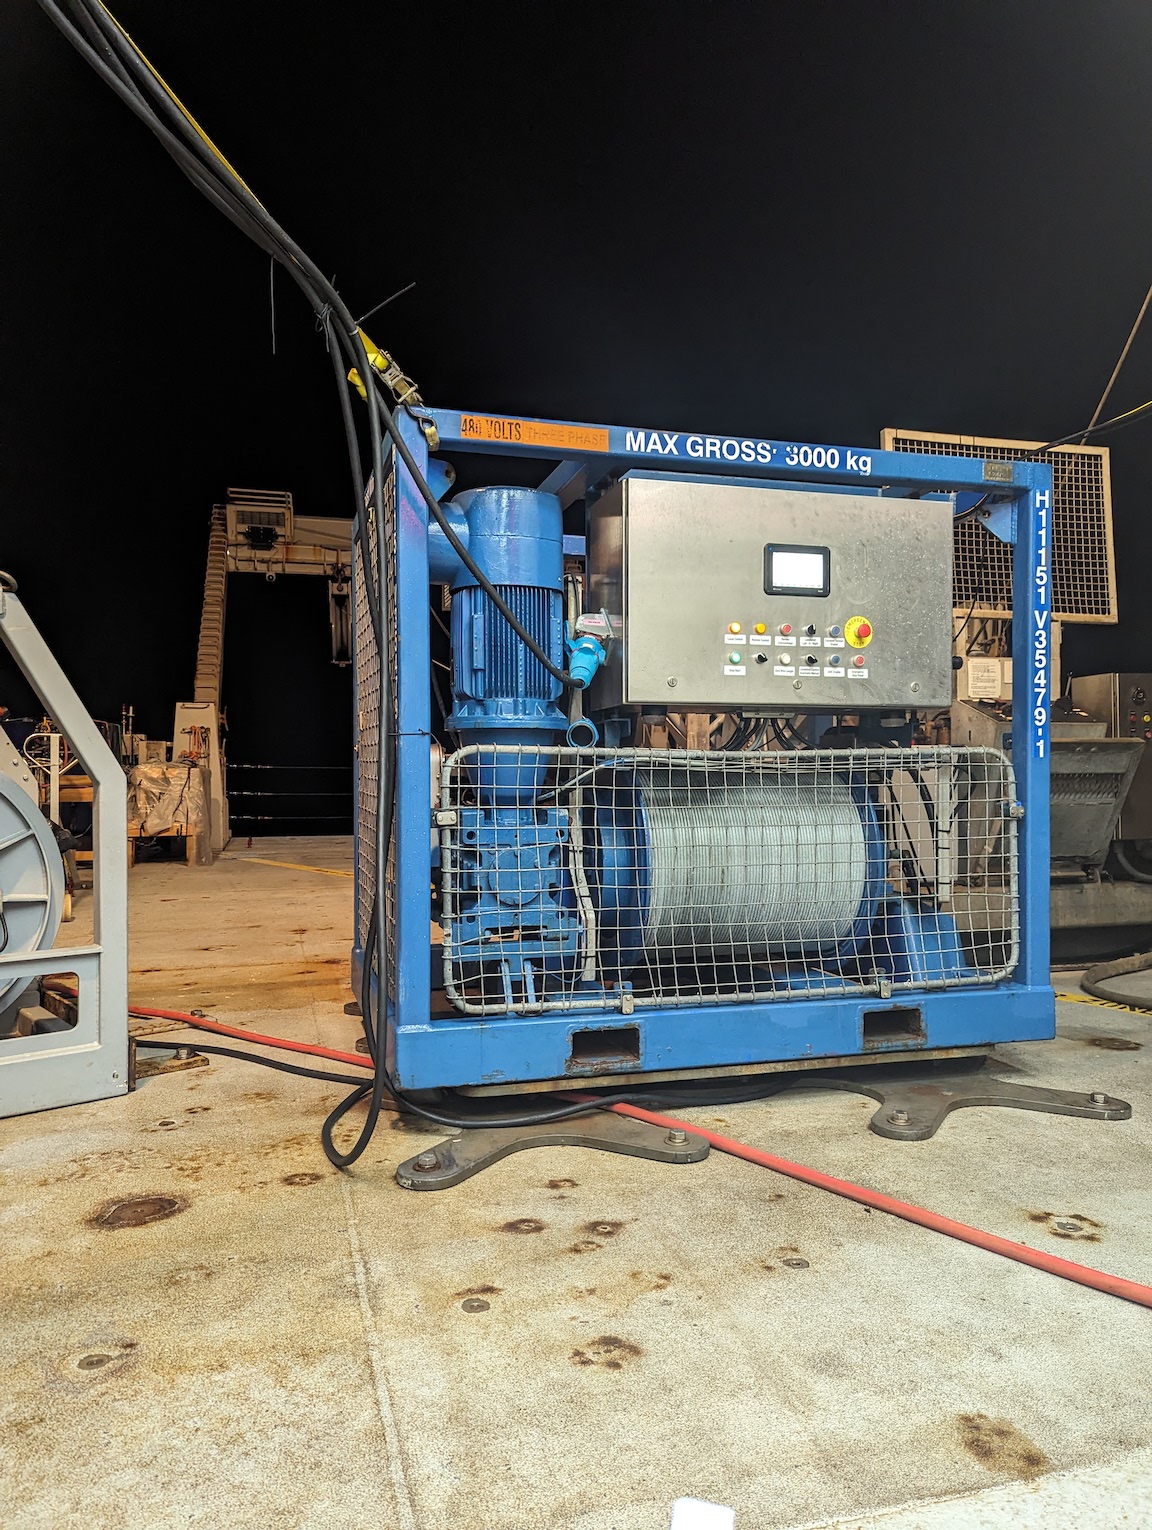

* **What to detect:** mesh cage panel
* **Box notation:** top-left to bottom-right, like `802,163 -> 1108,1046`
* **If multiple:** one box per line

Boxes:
882,430 -> 1115,623
353,463 -> 398,996
439,745 -> 1019,1016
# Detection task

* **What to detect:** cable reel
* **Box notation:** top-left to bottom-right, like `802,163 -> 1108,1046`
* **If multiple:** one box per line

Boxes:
0,775 -> 65,1012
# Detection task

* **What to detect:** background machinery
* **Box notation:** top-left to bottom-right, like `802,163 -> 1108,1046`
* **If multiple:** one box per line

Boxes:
182,487 -> 357,854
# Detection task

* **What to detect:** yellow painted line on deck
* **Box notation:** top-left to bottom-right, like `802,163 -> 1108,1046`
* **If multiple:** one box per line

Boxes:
228,855 -> 354,879
1056,990 -> 1149,1015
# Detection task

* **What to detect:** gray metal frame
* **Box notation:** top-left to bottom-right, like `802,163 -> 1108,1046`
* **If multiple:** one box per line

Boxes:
0,585 -> 128,1117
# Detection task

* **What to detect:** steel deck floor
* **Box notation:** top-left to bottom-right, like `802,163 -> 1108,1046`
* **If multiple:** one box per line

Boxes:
3,838 -> 1151,1529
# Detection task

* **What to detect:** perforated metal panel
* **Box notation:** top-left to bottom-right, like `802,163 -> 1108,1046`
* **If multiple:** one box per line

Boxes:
881,430 -> 1116,623
439,745 -> 1019,1016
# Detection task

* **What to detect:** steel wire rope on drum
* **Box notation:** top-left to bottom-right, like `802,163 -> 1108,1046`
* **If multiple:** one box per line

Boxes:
629,764 -> 871,963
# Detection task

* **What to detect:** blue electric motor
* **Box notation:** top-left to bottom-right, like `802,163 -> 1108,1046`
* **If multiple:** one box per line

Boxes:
430,487 -> 586,998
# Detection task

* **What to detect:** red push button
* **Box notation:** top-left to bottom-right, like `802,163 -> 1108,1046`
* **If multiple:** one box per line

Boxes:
856,622 -> 872,640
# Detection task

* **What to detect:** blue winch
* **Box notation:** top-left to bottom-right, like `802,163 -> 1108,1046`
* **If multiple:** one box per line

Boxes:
353,406 -> 1054,1100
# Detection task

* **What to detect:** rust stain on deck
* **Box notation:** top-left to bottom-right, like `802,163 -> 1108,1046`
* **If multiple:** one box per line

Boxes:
958,1413 -> 1051,1478
85,1195 -> 189,1230
570,1335 -> 643,1370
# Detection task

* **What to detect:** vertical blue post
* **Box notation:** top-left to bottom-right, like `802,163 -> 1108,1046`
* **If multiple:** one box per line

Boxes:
1011,462 -> 1054,1010
388,413 -> 433,1075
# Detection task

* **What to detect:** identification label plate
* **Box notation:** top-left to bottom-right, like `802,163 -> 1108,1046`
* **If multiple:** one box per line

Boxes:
459,415 -> 610,453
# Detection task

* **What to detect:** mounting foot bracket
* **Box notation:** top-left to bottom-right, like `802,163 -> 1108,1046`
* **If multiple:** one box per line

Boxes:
783,1057 -> 1131,1140
395,1111 -> 709,1190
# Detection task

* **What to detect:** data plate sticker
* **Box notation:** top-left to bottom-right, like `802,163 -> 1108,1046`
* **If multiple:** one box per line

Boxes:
459,415 -> 610,453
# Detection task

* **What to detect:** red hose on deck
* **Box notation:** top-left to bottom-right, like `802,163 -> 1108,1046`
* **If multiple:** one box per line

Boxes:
110,995 -> 1152,1310
42,986 -> 373,1072
608,1101 -> 1152,1311
131,1005 -> 371,1070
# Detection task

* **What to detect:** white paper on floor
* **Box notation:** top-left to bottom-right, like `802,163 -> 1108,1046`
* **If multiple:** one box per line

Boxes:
670,1498 -> 735,1530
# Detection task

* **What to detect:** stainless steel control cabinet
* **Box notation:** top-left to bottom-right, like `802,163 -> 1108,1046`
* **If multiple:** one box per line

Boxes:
587,473 -> 954,711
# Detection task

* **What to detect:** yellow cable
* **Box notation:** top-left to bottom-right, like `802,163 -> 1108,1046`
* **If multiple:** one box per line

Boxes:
1101,397 -> 1152,424
92,3 -> 422,411
95,1 -> 259,202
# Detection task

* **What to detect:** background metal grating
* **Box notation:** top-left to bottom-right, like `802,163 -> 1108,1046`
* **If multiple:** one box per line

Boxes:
881,430 -> 1116,623
439,745 -> 1019,1016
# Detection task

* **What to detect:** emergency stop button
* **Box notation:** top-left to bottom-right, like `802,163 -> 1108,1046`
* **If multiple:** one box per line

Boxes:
845,616 -> 874,649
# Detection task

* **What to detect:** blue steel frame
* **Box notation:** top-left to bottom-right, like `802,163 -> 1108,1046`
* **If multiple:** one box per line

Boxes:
354,407 -> 1054,1090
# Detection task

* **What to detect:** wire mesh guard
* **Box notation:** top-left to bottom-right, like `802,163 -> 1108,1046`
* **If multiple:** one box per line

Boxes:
885,431 -> 1115,623
438,745 -> 1020,1016
353,461 -> 398,996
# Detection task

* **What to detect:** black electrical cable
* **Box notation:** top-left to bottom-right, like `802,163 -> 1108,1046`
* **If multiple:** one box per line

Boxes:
952,593 -> 979,648
42,2 -> 387,643
48,0 -> 590,694
1034,399 -> 1152,454
907,769 -> 937,830
721,717 -> 755,751
362,367 -> 589,690
42,0 -> 777,1155
134,1030 -> 797,1127
430,660 -> 451,732
429,601 -> 452,642
40,0 -> 398,1165
771,719 -> 802,752
132,1037 -> 368,1086
953,493 -> 991,522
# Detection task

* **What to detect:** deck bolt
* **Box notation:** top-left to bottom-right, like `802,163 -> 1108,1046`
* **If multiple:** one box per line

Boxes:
413,1151 -> 439,1171
665,1128 -> 688,1145
887,1109 -> 910,1125
1089,1091 -> 1107,1105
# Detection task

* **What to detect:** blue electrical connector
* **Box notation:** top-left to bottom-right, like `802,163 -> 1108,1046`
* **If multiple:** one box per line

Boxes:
566,634 -> 606,690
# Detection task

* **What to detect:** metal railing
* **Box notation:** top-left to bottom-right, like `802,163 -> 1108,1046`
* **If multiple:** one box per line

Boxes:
227,761 -> 352,828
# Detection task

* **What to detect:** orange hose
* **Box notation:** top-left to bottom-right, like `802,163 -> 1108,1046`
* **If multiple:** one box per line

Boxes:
111,994 -> 1152,1309
608,1101 -> 1152,1311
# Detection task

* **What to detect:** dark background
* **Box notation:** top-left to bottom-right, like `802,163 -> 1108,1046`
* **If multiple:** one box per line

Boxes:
4,1 -> 1152,831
